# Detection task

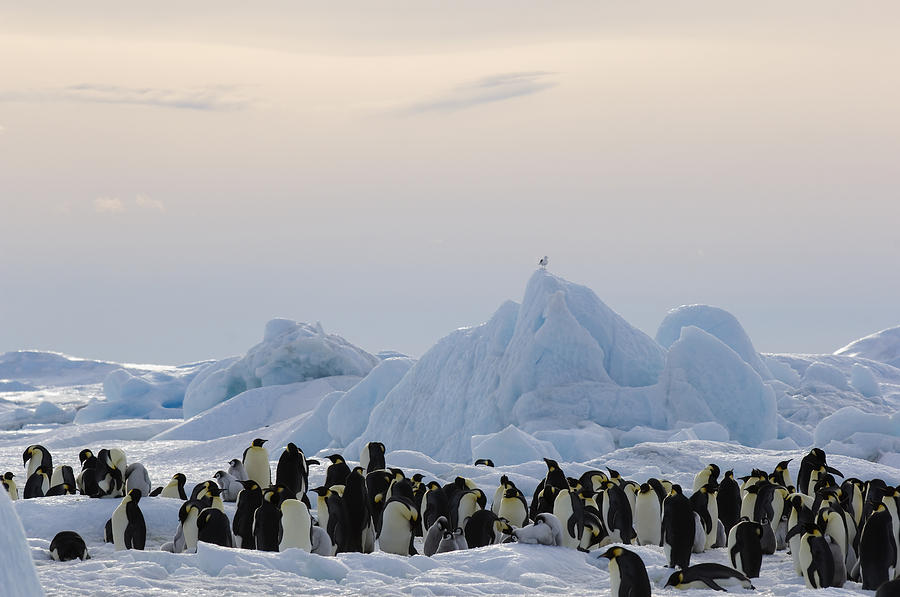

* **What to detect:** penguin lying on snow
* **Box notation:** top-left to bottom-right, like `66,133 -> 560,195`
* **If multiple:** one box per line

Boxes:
664,563 -> 755,591
511,513 -> 565,546
49,531 -> 90,561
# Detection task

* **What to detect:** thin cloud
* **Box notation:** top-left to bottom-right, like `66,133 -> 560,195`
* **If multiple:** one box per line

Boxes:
94,197 -> 125,214
135,195 -> 165,212
405,71 -> 558,114
0,84 -> 250,111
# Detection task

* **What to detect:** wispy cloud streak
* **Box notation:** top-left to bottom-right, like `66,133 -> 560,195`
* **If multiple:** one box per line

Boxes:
405,71 -> 558,114
0,84 -> 250,111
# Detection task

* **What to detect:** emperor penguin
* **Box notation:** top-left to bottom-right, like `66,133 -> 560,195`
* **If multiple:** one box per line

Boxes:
343,467 -> 375,553
600,480 -> 635,544
799,524 -> 835,589
634,482 -> 661,547
578,469 -> 609,493
552,488 -> 585,549
367,469 -> 395,533
858,502 -> 898,590
214,470 -> 243,502
110,488 -> 146,551
491,475 -> 515,514
450,488 -> 485,531
770,459 -> 793,488
662,485 -> 695,569
664,563 -> 755,591
50,464 -> 76,490
464,510 -> 513,548
693,464 -> 720,493
280,498 -> 313,552
512,513 -> 565,546
601,546 -> 651,597
717,470 -> 742,534
579,506 -> 608,551
2,472 -> 18,500
174,499 -> 202,553
253,486 -> 284,551
422,481 -> 450,533
324,454 -> 351,488
311,525 -> 334,556
378,495 -> 419,556
96,449 -> 124,497
228,458 -> 249,482
49,531 -> 90,561
498,487 -> 529,528
124,463 -> 152,498
24,465 -> 50,498
360,442 -> 386,474
797,448 -> 842,496
232,480 -> 263,549
77,449 -> 101,497
23,444 -> 52,479
785,493 -> 815,575
197,507 -> 234,548
727,518 -> 764,578
276,443 -> 312,502
158,473 -> 187,499
841,478 -> 865,528
690,482 -> 719,550
243,438 -> 271,488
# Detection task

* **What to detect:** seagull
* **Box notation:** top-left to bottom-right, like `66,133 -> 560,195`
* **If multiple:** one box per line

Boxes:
538,256 -> 549,269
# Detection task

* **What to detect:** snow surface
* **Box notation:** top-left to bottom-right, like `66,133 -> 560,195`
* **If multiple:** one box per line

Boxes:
836,325 -> 900,368
0,485 -> 42,596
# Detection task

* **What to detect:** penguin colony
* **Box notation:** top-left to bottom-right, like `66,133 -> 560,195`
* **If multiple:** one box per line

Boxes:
7,444 -> 900,594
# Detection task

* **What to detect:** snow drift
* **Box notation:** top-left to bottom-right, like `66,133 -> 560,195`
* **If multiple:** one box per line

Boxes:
182,319 -> 379,418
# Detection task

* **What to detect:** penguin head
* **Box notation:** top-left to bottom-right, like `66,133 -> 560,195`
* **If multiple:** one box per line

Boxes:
229,458 -> 241,468
79,449 -> 94,465
22,446 -> 34,466
391,468 -> 407,481
239,480 -> 260,492
810,448 -> 827,463
499,474 -> 510,487
777,459 -> 792,470
3,472 -> 13,481
669,484 -> 683,496
128,488 -> 142,502
708,463 -> 720,479
286,442 -> 299,454
543,458 -> 559,472
325,454 -> 343,464
206,484 -> 222,498
600,546 -> 625,560
426,481 -> 442,492
606,467 -> 621,480
664,572 -> 684,588
503,488 -> 519,499
213,470 -> 227,481
173,473 -> 186,486
724,469 -> 734,480
352,466 -> 366,477
639,482 -> 652,494
310,486 -> 331,498
411,473 -> 425,483
474,458 -> 495,467
179,500 -> 202,522
494,518 -> 513,535
251,438 -> 268,448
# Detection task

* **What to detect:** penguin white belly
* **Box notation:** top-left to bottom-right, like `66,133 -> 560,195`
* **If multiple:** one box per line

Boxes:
160,482 -> 181,499
316,496 -> 330,534
692,512 -> 707,553
457,494 -> 480,529
552,493 -> 581,549
491,487 -> 504,515
799,537 -> 817,588
379,502 -> 413,556
705,499 -> 719,549
183,512 -> 199,553
244,449 -> 271,487
498,498 -> 527,528
740,493 -> 757,521
634,494 -> 661,546
609,558 -> 621,597
111,502 -> 130,551
280,500 -> 312,552
50,467 -> 65,488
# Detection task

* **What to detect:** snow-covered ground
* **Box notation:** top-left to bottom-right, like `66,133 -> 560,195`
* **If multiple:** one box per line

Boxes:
2,269 -> 899,595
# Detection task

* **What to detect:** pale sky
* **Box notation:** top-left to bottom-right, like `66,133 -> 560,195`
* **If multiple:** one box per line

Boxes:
2,2 -> 899,365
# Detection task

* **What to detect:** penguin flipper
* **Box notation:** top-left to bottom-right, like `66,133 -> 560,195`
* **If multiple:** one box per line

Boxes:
149,487 -> 162,497
700,578 -> 727,592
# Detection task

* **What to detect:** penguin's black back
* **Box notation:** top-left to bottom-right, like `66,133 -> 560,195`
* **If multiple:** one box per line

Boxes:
615,549 -> 651,597
50,531 -> 89,561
